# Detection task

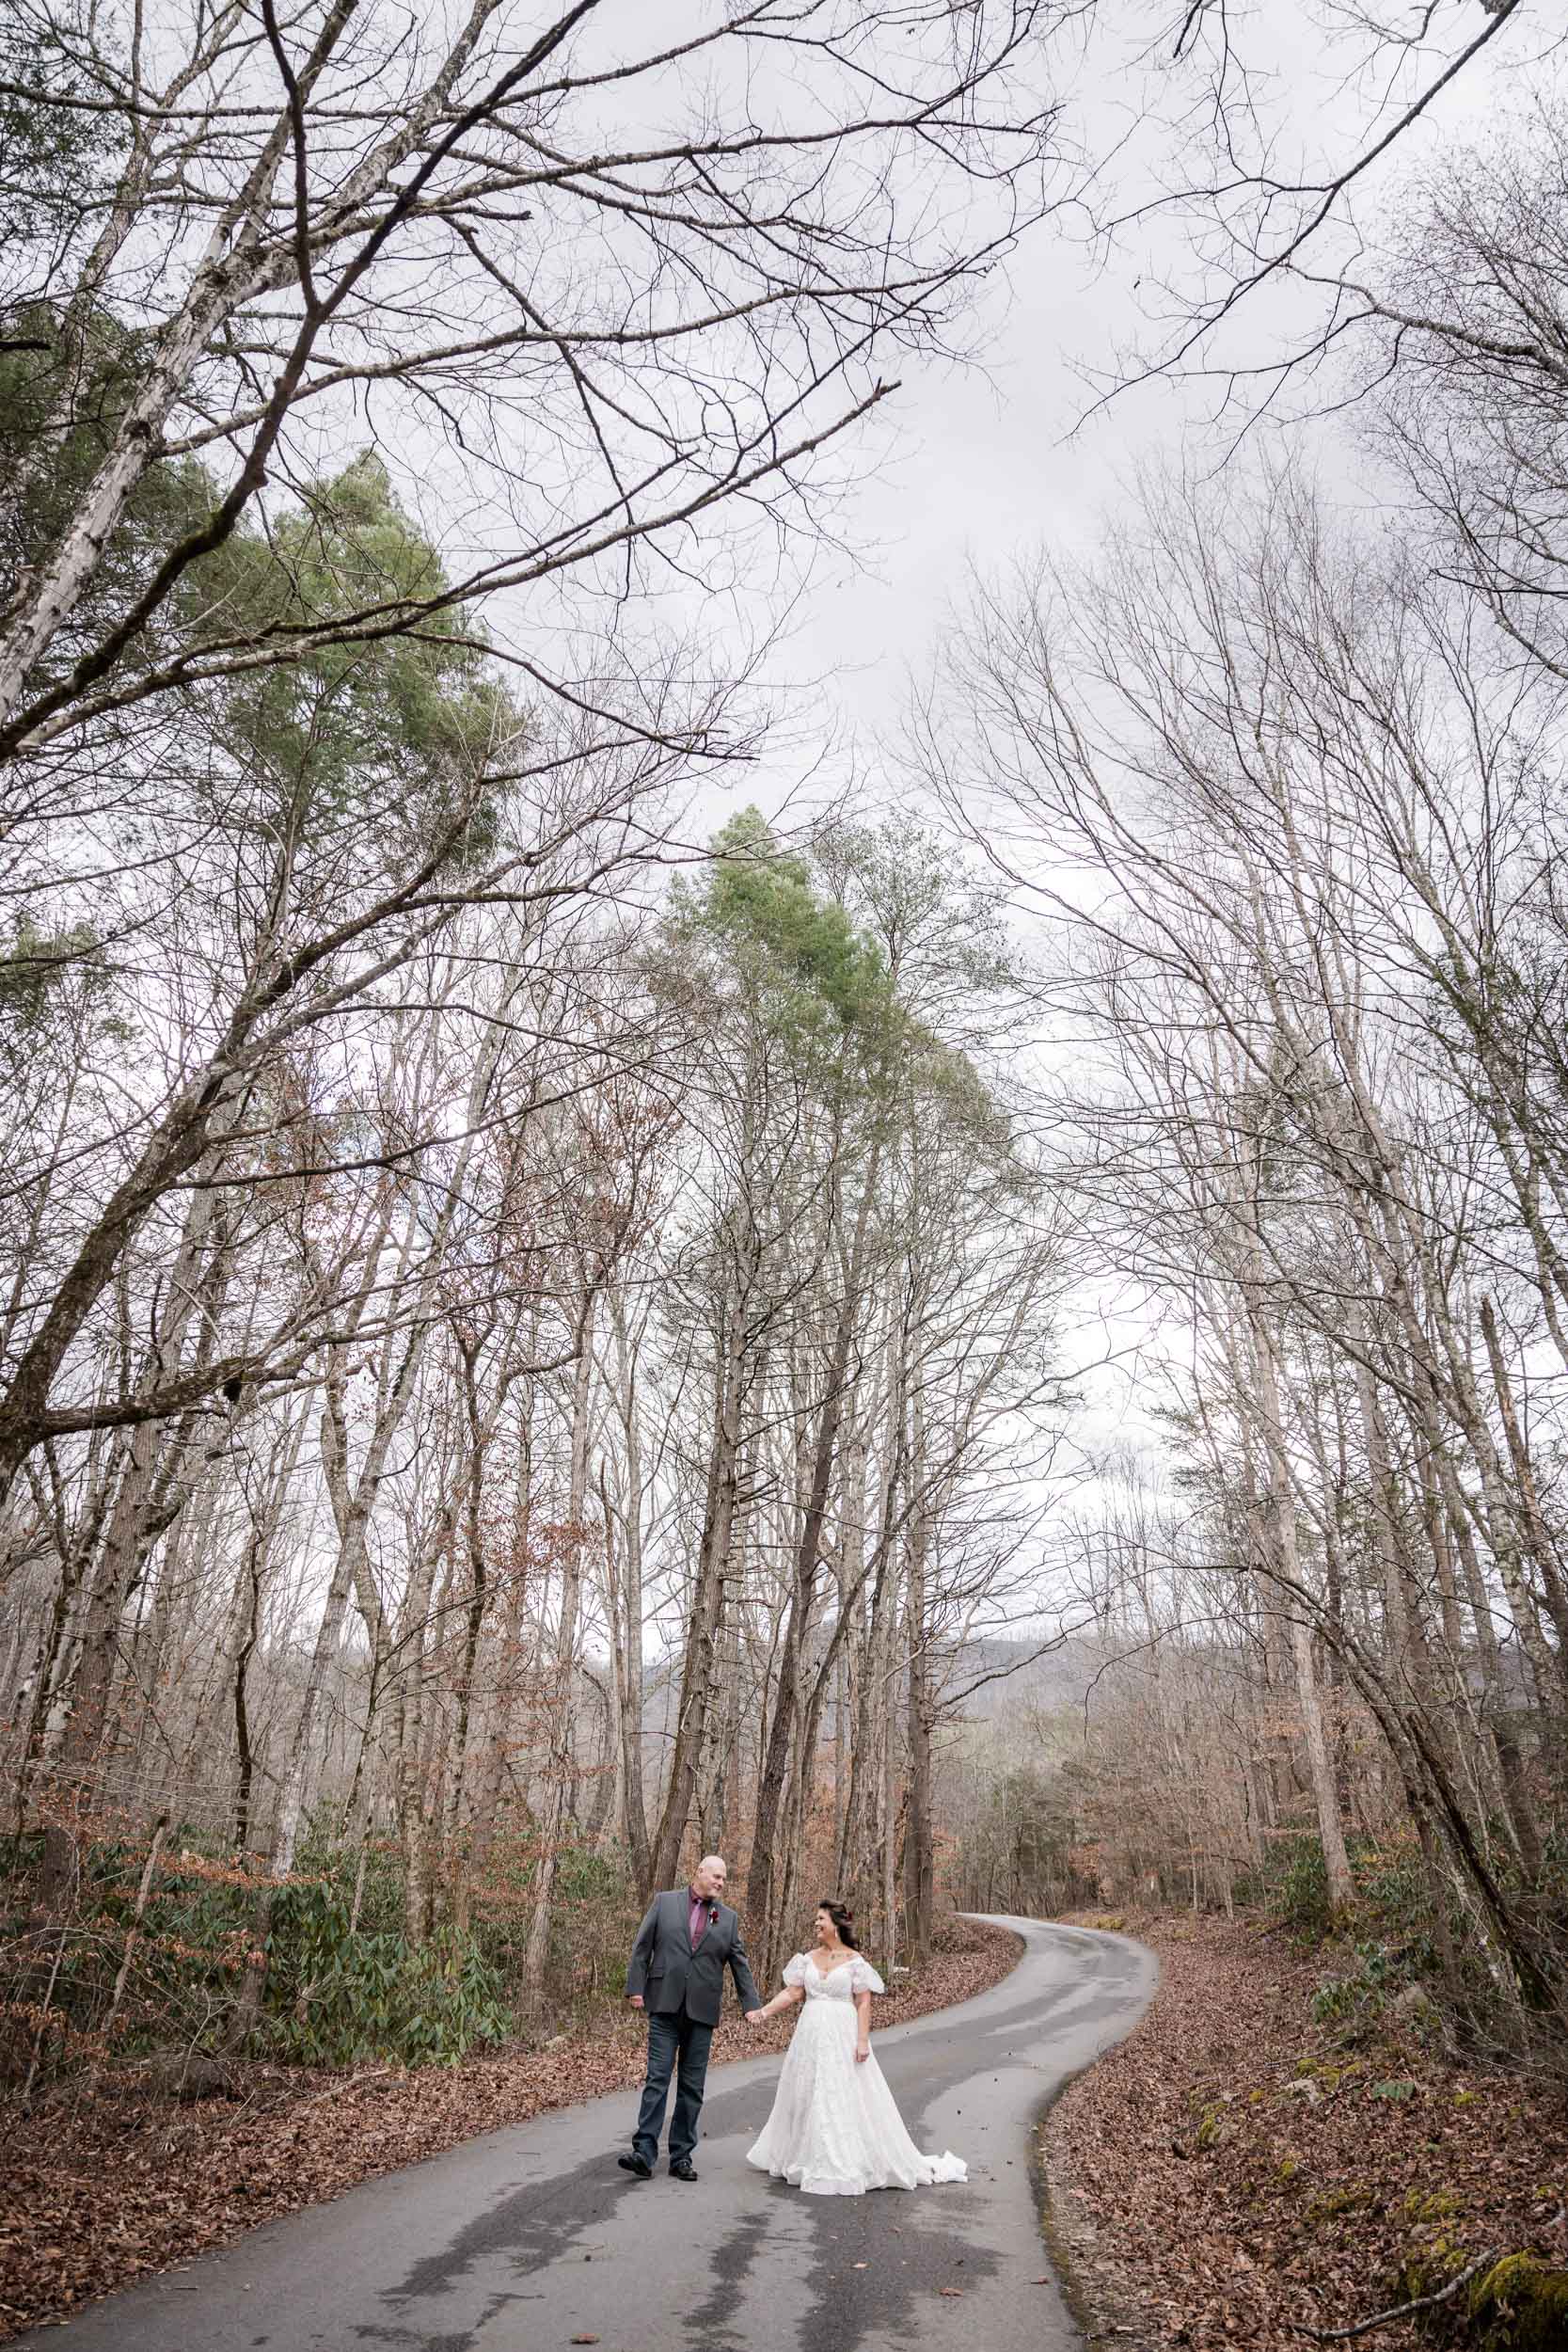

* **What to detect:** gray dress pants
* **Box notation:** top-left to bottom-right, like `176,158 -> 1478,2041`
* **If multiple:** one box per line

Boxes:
632,2005 -> 714,2167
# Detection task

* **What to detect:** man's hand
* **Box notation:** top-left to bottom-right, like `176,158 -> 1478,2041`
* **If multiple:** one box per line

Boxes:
746,2009 -> 767,2026
628,1994 -> 644,2009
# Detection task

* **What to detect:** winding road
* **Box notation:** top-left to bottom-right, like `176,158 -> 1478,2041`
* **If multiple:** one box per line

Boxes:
21,1916 -> 1155,2352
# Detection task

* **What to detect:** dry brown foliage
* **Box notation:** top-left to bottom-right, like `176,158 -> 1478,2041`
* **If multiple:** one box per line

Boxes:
1043,1915 -> 1568,2351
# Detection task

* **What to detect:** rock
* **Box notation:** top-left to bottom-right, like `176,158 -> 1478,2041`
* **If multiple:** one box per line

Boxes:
145,2051 -> 238,2102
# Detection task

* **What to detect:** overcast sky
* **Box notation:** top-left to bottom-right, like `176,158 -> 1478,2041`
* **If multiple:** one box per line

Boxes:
677,0 -> 1548,1557
510,5 -> 1552,1607
706,1 -> 1542,762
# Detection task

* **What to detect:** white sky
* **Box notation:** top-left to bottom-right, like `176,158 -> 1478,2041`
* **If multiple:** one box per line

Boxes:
712,1 -> 1543,753
677,0 -> 1549,1544
385,4 -> 1554,1622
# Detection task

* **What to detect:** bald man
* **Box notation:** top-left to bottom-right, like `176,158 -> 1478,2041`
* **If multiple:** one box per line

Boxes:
619,1854 -> 764,2182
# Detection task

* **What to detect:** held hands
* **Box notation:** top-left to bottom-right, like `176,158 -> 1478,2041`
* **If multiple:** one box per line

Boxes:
631,1995 -> 765,2019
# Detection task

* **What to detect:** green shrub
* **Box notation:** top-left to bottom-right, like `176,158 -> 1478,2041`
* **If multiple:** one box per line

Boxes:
1352,1842 -> 1433,1957
537,1843 -> 645,2023
1270,1835 -> 1334,1941
1311,1974 -> 1366,2027
263,1880 -> 509,2066
3,1822 -> 514,2076
2,1823 -> 262,2065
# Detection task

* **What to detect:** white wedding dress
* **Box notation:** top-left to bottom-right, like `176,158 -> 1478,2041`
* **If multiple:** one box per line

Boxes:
745,1953 -> 967,2197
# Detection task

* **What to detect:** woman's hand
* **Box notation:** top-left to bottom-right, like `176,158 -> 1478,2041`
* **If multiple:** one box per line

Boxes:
853,1985 -> 872,2061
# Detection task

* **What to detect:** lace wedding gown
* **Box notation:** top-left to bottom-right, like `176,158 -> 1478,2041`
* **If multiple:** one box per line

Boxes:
745,1953 -> 967,2197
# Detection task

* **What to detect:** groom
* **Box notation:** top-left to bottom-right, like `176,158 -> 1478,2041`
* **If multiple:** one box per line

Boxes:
619,1853 -> 764,2182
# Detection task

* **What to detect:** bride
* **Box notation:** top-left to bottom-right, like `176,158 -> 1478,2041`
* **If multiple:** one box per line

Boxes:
745,1899 -> 967,2197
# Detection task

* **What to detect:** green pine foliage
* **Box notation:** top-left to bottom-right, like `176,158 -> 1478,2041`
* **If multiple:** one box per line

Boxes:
701,807 -> 895,1034
0,917 -> 112,1051
0,9 -> 125,251
673,809 -> 1012,1153
1,305 -> 515,869
0,309 -> 216,671
195,451 -> 514,866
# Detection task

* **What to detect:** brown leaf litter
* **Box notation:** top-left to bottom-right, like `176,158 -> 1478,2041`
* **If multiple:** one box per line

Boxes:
1040,1913 -> 1568,2352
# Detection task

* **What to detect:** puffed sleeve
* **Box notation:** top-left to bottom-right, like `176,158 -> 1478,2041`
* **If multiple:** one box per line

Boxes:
848,1956 -> 885,1995
783,1953 -> 807,1989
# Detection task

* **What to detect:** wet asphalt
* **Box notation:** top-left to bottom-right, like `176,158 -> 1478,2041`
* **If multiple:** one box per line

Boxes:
20,1915 -> 1156,2352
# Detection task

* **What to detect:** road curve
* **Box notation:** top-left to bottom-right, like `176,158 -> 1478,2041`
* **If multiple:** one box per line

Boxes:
21,1917 -> 1155,2352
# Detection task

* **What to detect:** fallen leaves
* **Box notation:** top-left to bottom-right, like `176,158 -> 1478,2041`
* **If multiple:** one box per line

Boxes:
0,1917 -> 1022,2343
1041,1912 -> 1568,2352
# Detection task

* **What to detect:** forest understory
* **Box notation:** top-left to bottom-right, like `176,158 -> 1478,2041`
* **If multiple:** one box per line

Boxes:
1042,1915 -> 1568,2352
0,1915 -> 1021,2341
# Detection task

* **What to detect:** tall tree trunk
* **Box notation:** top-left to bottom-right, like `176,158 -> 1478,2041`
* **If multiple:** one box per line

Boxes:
903,1386 -> 936,1965
457,1404 -> 537,1934
1479,1295 -> 1568,1671
750,1300 -> 856,1979
1238,1266 -> 1354,1914
603,1290 -> 650,1884
648,1282 -> 751,1895
522,1282 -> 597,2001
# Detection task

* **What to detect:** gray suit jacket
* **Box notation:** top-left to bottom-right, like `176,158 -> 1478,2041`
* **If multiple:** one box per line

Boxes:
626,1889 -> 762,2026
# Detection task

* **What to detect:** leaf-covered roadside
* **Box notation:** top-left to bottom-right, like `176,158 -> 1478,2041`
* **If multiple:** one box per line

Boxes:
0,1918 -> 1020,2340
1042,1915 -> 1568,2352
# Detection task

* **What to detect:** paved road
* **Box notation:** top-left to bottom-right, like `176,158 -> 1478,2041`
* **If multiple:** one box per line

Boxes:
24,1916 -> 1155,2352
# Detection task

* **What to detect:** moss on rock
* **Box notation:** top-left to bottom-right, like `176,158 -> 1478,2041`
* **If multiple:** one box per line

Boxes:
1464,2252 -> 1568,2349
1306,2185 -> 1373,2226
1390,2247 -> 1568,2348
1195,2098 -> 1233,2151
1402,2189 -> 1464,2225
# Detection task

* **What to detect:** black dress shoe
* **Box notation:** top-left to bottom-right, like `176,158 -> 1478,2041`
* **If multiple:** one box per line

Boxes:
617,2152 -> 652,2178
669,2159 -> 698,2183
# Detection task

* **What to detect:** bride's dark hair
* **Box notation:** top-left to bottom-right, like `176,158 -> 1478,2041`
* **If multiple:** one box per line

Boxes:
817,1899 -> 861,1951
